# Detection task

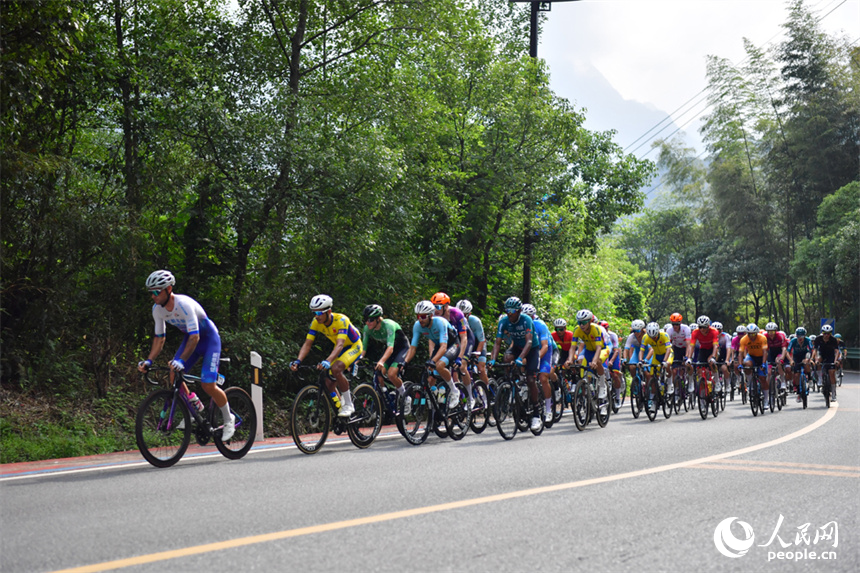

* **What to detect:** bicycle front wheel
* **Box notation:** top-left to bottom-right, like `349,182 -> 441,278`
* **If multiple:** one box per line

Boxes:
572,380 -> 590,431
397,383 -> 432,446
445,382 -> 471,441
347,384 -> 383,449
290,385 -> 331,454
213,387 -> 257,460
469,382 -> 490,434
698,380 -> 709,420
493,381 -> 518,440
136,389 -> 191,468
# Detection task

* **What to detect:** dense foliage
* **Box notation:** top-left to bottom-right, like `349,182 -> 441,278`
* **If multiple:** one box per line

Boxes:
617,0 -> 859,342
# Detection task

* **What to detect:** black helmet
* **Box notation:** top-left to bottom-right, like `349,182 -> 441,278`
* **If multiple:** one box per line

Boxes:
363,304 -> 384,321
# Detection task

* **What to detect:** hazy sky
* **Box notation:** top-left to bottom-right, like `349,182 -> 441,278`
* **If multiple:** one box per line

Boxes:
535,0 -> 860,160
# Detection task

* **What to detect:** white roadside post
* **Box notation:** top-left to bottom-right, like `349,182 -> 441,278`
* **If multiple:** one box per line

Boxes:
250,351 -> 264,442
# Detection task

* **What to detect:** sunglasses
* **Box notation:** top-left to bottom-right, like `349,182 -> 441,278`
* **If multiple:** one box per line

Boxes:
577,320 -> 590,326
506,309 -> 518,314
433,304 -> 444,310
417,314 -> 430,320
632,329 -> 642,333
313,310 -> 327,316
150,289 -> 163,296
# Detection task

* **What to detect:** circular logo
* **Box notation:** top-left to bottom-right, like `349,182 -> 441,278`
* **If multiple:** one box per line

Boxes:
714,517 -> 755,558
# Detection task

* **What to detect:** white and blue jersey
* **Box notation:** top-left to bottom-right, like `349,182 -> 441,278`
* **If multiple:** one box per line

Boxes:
152,294 -> 221,383
533,318 -> 555,373
496,314 -> 535,350
411,316 -> 456,347
467,315 -> 487,361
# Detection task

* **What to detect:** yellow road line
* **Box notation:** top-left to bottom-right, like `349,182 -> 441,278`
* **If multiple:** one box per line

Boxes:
52,404 -> 839,573
705,459 -> 860,471
689,463 -> 860,478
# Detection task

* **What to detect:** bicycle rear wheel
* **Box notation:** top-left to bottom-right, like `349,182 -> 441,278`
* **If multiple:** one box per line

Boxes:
595,380 -> 611,428
445,382 -> 471,440
469,382 -> 490,434
630,378 -> 641,419
397,383 -> 432,445
800,375 -> 808,410
698,380 -> 709,420
290,385 -> 331,454
347,384 -> 383,448
550,378 -> 564,425
486,378 -> 498,427
494,381 -> 518,440
136,389 -> 191,468
213,387 -> 256,460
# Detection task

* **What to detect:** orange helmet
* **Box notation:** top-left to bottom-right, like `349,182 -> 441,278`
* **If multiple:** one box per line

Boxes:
670,313 -> 683,323
430,292 -> 450,306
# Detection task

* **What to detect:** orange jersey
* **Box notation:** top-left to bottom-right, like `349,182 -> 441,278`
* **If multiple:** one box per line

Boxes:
739,333 -> 768,357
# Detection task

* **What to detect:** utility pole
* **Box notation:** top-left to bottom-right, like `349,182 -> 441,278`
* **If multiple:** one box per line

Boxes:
511,1 -> 579,302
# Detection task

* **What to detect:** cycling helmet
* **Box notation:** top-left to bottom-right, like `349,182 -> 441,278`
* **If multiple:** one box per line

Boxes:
631,319 -> 645,331
736,325 -> 747,334
835,333 -> 842,339
696,315 -> 711,327
598,320 -> 609,329
362,304 -> 383,321
521,304 -> 537,318
670,312 -> 683,323
765,322 -> 778,332
414,300 -> 435,315
430,292 -> 450,306
553,318 -> 567,328
712,322 -> 723,331
646,322 -> 660,338
309,294 -> 333,311
821,324 -> 833,334
504,297 -> 522,311
809,335 -> 817,341
145,270 -> 175,290
576,309 -> 593,323
747,323 -> 759,334
456,299 -> 473,314
789,333 -> 796,340
795,327 -> 807,337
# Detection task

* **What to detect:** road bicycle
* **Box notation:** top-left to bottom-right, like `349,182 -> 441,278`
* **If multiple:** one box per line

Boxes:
765,360 -> 786,412
608,361 -> 627,415
627,362 -> 647,419
289,365 -> 382,454
691,361 -> 718,420
462,354 -> 491,434
743,362 -> 767,416
569,362 -> 611,431
135,362 -> 256,468
492,362 -> 545,440
820,362 -> 836,408
397,361 -> 472,445
669,360 -> 689,414
644,363 -> 672,422
714,360 -> 727,411
792,362 -> 810,409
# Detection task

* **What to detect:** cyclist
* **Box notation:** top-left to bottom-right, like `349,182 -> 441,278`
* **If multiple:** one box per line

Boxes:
522,304 -> 556,422
641,322 -> 671,406
666,313 -> 692,393
456,299 -> 489,386
567,309 -> 609,412
764,322 -> 789,393
624,320 -> 647,379
812,325 -> 842,402
599,320 -> 624,408
740,323 -> 769,407
687,315 -> 720,391
728,325 -> 747,392
403,300 -> 461,409
551,318 -> 574,368
137,270 -> 235,440
360,304 -> 409,403
290,295 -> 363,418
713,322 -> 731,383
835,333 -> 846,371
431,292 -> 474,407
489,297 -> 542,431
787,327 -> 813,402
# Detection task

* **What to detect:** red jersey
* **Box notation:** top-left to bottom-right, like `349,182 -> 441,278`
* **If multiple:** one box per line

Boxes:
690,326 -> 719,350
765,331 -> 788,349
552,329 -> 574,352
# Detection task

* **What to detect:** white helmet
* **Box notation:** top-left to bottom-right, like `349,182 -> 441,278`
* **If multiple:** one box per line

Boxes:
765,322 -> 778,332
631,319 -> 646,330
521,304 -> 537,318
146,270 -> 175,290
576,309 -> 593,323
553,318 -> 567,328
456,299 -> 473,314
736,325 -> 747,334
646,322 -> 660,338
696,315 -> 710,327
414,300 -> 435,315
747,323 -> 759,334
820,324 -> 833,334
309,294 -> 333,311
712,322 -> 723,330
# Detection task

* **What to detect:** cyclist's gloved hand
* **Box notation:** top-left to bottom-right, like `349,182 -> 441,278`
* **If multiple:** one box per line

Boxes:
319,360 -> 331,370
454,357 -> 462,366
290,359 -> 301,369
488,359 -> 495,367
425,359 -> 436,367
169,358 -> 185,372
515,357 -> 524,367
138,359 -> 152,370
685,357 -> 692,364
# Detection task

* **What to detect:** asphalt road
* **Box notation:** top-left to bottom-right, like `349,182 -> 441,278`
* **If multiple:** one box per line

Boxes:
2,374 -> 858,573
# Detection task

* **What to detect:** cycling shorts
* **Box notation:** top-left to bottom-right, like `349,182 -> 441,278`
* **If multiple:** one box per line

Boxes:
383,338 -> 410,369
606,353 -> 621,372
335,341 -> 364,369
477,346 -> 487,363
671,346 -> 686,363
175,332 -> 222,384
507,345 -> 540,373
745,354 -> 763,367
650,352 -> 666,366
539,348 -> 552,374
717,347 -> 727,363
440,342 -> 462,367
767,347 -> 784,364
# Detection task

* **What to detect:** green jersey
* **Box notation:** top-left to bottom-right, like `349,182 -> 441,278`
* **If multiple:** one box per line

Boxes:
362,318 -> 407,348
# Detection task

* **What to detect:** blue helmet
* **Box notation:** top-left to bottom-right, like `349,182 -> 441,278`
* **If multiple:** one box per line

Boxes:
504,296 -> 522,311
